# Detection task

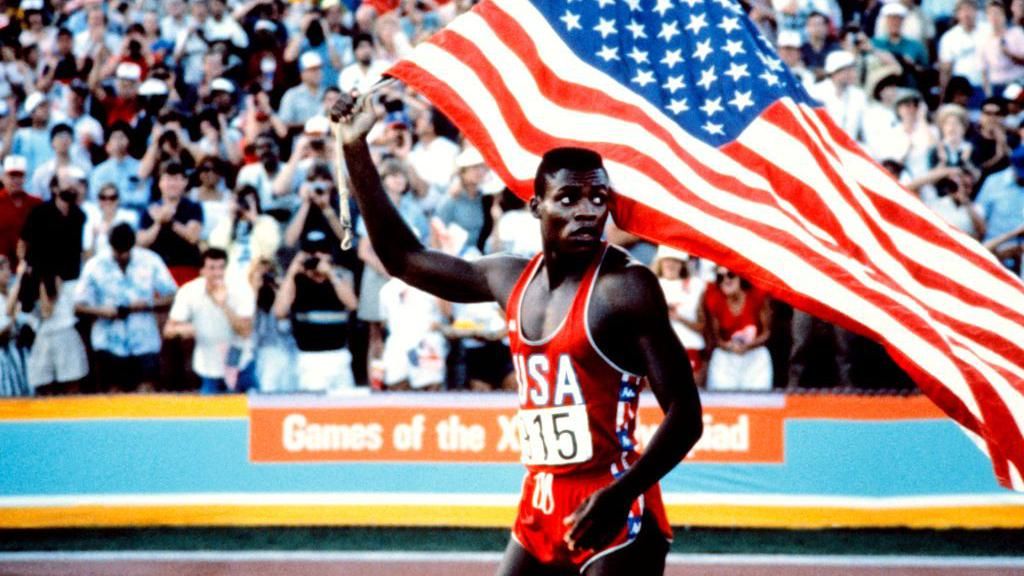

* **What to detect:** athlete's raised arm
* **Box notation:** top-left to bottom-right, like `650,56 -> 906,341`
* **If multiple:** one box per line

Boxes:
331,92 -> 524,305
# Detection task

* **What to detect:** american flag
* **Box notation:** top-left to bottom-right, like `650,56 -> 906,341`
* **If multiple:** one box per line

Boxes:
386,0 -> 1024,490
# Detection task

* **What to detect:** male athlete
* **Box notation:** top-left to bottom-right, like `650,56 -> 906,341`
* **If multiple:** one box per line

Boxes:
332,94 -> 703,575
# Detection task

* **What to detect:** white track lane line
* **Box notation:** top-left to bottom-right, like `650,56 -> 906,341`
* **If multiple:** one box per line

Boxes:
0,551 -> 1022,568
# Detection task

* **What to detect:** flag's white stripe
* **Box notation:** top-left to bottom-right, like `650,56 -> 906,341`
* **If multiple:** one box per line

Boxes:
603,161 -> 978,417
783,106 -> 1024,446
489,0 -> 768,194
760,106 -> 1024,428
405,50 -> 539,181
484,0 -> 842,249
792,102 -> 1024,345
407,39 -> 980,423
440,12 -> 842,255
454,1 -> 1021,392
832,123 -> 1024,294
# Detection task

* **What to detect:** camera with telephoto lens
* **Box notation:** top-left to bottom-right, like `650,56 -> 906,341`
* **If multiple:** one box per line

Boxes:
303,255 -> 321,271
310,181 -> 330,196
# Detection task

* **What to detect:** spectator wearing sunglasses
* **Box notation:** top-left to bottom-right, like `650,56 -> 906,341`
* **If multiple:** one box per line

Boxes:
82,183 -> 139,259
703,267 -> 773,392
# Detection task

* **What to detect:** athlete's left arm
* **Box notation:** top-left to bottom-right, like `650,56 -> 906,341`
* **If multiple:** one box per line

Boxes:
564,264 -> 703,553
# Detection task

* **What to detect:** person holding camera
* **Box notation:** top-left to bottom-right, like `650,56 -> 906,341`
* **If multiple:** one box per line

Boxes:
76,223 -> 177,393
284,7 -> 351,90
273,115 -> 333,199
209,185 -> 281,286
283,161 -> 349,259
273,230 -> 358,392
165,247 -> 258,394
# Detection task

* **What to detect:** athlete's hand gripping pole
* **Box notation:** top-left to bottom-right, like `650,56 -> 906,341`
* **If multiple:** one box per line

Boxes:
330,77 -> 398,251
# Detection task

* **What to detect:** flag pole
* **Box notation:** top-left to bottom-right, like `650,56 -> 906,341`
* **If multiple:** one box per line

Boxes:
331,77 -> 399,251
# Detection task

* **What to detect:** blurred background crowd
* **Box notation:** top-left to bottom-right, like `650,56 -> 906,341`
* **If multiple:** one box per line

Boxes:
0,0 -> 1021,397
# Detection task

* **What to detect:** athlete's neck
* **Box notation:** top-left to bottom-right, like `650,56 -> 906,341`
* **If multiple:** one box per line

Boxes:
541,245 -> 601,289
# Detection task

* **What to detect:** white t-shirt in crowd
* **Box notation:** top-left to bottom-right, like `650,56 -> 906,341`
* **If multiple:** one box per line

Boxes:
938,22 -> 990,86
494,209 -> 542,257
169,276 -> 256,378
658,277 -> 707,351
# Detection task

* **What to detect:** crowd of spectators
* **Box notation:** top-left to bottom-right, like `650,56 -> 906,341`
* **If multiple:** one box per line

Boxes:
0,0 -> 1021,397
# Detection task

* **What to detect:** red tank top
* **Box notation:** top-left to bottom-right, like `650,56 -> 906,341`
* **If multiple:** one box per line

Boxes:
506,245 -> 644,476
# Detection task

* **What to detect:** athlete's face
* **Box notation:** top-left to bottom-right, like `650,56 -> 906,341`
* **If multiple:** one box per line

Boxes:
532,168 -> 611,255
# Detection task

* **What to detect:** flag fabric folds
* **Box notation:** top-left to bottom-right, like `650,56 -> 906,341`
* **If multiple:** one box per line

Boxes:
385,0 -> 1024,490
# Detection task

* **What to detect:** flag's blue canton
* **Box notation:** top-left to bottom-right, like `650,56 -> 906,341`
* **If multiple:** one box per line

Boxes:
535,0 -> 815,146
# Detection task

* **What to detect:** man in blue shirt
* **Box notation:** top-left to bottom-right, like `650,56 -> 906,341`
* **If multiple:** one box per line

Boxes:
437,146 -> 488,251
11,92 -> 54,178
89,123 -> 145,212
872,3 -> 929,71
74,224 -> 177,392
975,146 -> 1024,268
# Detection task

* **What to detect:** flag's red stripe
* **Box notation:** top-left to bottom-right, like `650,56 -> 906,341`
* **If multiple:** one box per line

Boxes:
387,1 -> 1024,488
442,5 -> 1024,363
420,22 -> 1024,375
760,103 -> 1024,360
394,41 -> 1001,402
615,195 -> 988,438
811,107 -> 1024,307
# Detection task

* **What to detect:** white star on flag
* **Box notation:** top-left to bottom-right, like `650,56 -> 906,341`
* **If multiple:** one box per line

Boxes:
759,70 -> 779,86
718,16 -> 740,34
632,69 -> 655,87
660,48 -> 683,69
626,19 -> 647,39
627,46 -> 649,64
596,45 -> 620,61
595,0 -> 616,8
658,20 -> 681,43
692,38 -> 713,61
680,0 -> 702,7
700,96 -> 723,117
697,65 -> 717,89
662,75 -> 685,93
560,10 -> 582,31
729,90 -> 754,111
686,13 -> 708,35
623,0 -> 642,10
725,62 -> 749,81
666,97 -> 689,114
653,0 -> 674,17
594,17 -> 617,38
701,120 -> 724,135
723,39 -> 745,57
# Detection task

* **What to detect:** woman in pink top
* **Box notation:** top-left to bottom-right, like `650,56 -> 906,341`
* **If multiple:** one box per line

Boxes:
982,0 -> 1024,98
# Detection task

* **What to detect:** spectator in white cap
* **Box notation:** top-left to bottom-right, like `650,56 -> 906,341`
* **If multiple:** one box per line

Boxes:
872,1 -> 930,71
89,61 -> 142,128
0,155 -> 41,265
11,92 -> 54,178
338,33 -> 389,95
437,146 -> 489,251
938,0 -> 989,108
809,50 -> 868,141
274,115 -> 333,199
652,245 -> 707,386
279,51 -> 327,134
776,29 -> 815,90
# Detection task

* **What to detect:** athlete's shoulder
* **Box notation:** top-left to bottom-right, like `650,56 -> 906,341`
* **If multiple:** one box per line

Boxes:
593,245 -> 666,315
475,252 -> 534,308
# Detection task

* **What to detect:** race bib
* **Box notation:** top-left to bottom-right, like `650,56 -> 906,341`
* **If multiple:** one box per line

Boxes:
518,405 -> 593,466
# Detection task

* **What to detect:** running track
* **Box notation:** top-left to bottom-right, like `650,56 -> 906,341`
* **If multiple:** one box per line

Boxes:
2,552 -> 1023,576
